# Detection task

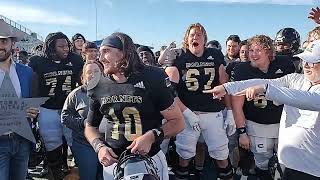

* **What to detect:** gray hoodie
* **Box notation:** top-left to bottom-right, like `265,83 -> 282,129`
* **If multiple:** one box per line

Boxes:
61,86 -> 91,146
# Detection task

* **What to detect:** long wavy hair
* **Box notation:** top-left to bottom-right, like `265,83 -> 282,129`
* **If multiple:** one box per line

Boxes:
112,32 -> 144,77
182,23 -> 208,49
248,35 -> 275,61
42,32 -> 72,60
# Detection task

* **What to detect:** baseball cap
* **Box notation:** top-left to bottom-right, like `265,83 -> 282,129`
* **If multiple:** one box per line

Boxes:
72,33 -> 86,42
294,40 -> 320,63
137,46 -> 153,55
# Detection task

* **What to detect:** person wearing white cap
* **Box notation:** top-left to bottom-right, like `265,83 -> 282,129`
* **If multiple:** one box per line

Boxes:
203,40 -> 320,179
0,19 -> 39,179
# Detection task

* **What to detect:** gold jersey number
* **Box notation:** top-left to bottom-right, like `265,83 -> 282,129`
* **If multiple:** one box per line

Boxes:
253,94 -> 268,108
185,68 -> 215,91
109,107 -> 142,141
46,75 -> 72,96
253,94 -> 280,108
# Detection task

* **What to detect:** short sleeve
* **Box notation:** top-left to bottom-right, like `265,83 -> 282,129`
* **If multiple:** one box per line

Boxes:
86,94 -> 103,127
149,70 -> 174,111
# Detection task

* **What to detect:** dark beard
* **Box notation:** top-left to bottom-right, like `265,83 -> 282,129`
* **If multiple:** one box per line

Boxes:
0,50 -> 11,62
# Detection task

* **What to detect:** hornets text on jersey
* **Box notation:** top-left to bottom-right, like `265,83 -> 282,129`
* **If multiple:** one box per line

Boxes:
86,66 -> 174,157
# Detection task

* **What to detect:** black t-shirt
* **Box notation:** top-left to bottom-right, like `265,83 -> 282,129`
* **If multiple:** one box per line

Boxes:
86,66 -> 174,157
29,53 -> 84,109
232,55 -> 295,124
173,48 -> 225,112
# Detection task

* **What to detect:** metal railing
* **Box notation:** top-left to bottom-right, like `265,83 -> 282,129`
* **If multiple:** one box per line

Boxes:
0,15 -> 44,41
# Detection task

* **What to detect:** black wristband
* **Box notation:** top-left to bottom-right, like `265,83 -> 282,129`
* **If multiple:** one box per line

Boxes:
152,128 -> 164,144
237,127 -> 247,135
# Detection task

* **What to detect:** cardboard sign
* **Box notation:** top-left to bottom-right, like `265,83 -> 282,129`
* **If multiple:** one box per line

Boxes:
0,73 -> 48,143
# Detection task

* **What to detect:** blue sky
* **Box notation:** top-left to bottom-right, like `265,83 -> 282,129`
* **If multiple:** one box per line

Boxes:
0,0 -> 319,51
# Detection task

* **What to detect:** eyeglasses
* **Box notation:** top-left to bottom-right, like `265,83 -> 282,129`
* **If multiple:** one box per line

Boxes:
302,61 -> 320,68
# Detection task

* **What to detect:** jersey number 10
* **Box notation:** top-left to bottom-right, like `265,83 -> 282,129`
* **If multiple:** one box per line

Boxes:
108,107 -> 142,141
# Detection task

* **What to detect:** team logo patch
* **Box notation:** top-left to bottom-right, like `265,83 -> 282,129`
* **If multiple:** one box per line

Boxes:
207,56 -> 214,60
275,69 -> 283,74
134,81 -> 145,89
66,62 -> 73,66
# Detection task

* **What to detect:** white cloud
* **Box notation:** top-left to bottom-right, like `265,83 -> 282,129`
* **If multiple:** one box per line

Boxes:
0,2 -> 84,26
177,0 -> 315,5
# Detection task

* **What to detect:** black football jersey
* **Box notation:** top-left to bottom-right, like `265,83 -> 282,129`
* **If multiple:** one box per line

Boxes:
226,61 -> 241,81
174,48 -> 225,112
86,66 -> 174,157
232,55 -> 295,124
29,53 -> 84,109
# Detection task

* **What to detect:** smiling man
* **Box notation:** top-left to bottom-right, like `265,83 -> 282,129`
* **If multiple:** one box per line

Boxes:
225,35 -> 241,65
0,19 -> 39,180
204,39 -> 320,180
84,32 -> 184,180
29,32 -> 83,180
226,35 -> 295,180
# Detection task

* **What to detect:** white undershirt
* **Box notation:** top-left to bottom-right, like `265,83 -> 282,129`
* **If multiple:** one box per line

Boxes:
0,60 -> 21,98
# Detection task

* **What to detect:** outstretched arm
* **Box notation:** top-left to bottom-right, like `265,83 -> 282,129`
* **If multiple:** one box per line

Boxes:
266,84 -> 320,111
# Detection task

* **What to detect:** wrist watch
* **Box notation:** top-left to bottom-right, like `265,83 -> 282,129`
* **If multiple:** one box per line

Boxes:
152,128 -> 164,144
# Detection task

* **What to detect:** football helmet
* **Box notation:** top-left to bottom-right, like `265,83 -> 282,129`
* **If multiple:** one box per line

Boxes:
113,150 -> 160,180
274,28 -> 301,55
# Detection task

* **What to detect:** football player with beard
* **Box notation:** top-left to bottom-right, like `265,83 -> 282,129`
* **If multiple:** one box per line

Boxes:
84,32 -> 184,180
160,23 -> 236,180
29,32 -> 84,180
225,35 -> 241,65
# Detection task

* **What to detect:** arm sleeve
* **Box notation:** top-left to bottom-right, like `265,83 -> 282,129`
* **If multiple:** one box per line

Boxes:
150,71 -> 175,111
266,84 -> 320,111
224,74 -> 294,95
86,95 -> 103,127
61,91 -> 86,133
